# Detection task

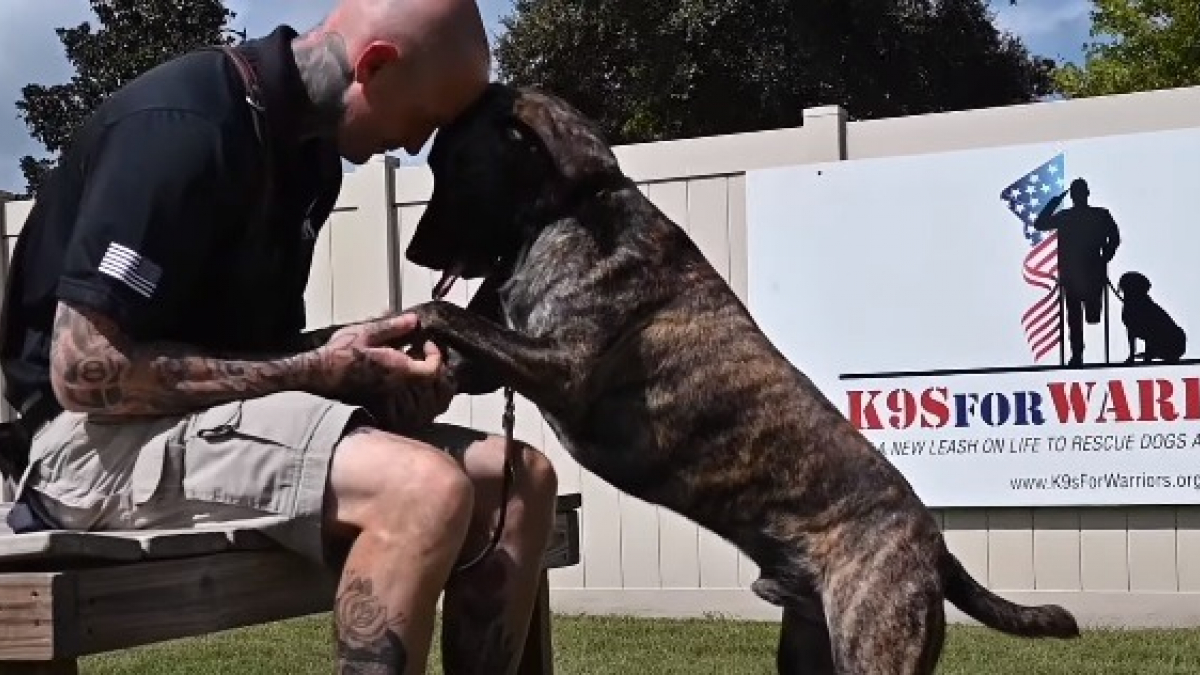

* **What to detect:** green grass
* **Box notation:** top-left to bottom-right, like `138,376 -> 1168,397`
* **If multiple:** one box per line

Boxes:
80,613 -> 1200,674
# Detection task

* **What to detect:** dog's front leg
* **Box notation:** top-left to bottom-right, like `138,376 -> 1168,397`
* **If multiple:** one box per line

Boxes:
408,300 -> 582,409
441,276 -> 508,396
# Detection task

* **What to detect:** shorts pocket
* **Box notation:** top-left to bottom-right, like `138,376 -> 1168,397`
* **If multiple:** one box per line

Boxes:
179,394 -> 330,513
31,413 -> 177,513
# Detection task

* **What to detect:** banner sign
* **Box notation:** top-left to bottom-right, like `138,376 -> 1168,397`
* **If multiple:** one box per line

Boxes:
746,126 -> 1200,507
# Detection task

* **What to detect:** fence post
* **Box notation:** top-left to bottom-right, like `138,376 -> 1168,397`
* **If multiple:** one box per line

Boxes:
328,156 -> 396,324
802,105 -> 848,162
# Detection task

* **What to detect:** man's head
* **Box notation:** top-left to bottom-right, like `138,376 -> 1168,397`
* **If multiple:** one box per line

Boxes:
298,0 -> 492,163
1069,178 -> 1090,205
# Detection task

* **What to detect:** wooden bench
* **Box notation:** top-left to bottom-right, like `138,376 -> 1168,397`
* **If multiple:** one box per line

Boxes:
0,492 -> 582,674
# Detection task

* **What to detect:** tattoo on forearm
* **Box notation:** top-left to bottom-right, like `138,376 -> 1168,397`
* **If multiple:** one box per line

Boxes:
47,303 -> 414,417
335,574 -> 410,674
48,303 -> 319,416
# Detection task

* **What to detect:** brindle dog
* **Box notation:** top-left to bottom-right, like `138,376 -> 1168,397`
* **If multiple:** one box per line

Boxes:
400,83 -> 1080,674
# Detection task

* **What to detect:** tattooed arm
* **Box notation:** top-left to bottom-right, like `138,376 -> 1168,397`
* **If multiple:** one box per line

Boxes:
48,301 -> 445,418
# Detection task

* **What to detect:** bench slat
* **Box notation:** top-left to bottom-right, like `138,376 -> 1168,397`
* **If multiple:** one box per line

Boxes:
0,494 -> 583,569
0,532 -> 144,569
0,518 -> 289,569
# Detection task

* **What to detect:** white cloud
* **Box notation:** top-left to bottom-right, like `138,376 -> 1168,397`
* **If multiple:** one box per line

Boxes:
226,0 -> 334,38
988,0 -> 1093,62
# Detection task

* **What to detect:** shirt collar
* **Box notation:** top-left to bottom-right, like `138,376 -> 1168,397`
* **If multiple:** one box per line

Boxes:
233,25 -> 316,152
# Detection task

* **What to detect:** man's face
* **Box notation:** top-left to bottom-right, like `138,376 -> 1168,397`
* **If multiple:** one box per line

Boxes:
337,45 -> 488,164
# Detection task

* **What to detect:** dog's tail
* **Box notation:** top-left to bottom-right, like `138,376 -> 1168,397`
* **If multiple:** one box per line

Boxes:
940,545 -> 1080,639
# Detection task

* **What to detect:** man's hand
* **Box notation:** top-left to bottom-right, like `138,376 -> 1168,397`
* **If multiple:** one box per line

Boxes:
311,313 -> 447,398
354,334 -> 455,432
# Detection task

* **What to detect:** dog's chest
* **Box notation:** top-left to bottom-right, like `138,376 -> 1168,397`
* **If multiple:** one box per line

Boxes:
500,235 -> 598,335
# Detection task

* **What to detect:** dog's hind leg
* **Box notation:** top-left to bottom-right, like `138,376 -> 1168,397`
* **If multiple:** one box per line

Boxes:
776,604 -> 836,675
753,575 -> 836,673
823,576 -> 946,675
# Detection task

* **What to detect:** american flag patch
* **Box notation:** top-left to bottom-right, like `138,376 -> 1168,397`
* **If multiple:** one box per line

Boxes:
98,242 -> 162,299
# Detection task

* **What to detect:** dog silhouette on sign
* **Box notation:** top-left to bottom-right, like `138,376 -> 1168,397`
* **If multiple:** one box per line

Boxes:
1117,271 -> 1187,364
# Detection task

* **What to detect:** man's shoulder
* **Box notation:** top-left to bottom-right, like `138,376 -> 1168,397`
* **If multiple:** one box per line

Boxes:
89,48 -> 252,141
68,48 -> 266,191
1080,205 -> 1116,222
1060,205 -> 1112,221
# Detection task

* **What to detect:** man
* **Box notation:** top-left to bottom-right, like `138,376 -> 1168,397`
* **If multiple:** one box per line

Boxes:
0,1 -> 560,673
1034,177 -> 1122,366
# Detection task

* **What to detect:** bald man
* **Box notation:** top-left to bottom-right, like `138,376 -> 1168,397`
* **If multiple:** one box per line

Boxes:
0,1 -> 559,673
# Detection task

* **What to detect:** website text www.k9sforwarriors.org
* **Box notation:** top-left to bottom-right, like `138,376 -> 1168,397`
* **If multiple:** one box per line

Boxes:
1009,472 -> 1200,492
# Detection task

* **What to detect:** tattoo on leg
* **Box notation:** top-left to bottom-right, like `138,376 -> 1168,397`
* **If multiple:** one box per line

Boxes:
335,574 -> 410,674
442,555 -> 519,675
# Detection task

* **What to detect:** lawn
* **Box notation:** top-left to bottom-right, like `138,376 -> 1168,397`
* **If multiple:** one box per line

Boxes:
81,613 -> 1200,674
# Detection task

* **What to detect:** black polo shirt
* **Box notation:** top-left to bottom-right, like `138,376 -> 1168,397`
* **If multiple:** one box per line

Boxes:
0,25 -> 343,417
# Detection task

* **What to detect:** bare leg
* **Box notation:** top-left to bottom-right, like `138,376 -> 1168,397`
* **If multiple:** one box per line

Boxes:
322,426 -> 477,674
427,425 -> 560,675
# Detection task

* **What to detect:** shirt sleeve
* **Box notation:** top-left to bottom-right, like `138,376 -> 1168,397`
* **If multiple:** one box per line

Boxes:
56,108 -> 237,338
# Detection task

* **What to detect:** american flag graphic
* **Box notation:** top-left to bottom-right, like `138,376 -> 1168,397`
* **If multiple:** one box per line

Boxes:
1000,153 -> 1067,362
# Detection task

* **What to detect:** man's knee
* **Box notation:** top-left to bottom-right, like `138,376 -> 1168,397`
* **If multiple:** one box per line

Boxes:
519,442 -> 559,505
470,433 -> 559,505
325,426 -> 476,543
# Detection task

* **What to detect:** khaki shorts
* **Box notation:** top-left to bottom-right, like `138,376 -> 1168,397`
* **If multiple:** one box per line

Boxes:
15,391 -> 364,567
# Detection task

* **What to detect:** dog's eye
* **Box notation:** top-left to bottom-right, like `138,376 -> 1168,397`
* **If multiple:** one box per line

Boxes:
506,125 -> 526,144
504,124 -> 542,156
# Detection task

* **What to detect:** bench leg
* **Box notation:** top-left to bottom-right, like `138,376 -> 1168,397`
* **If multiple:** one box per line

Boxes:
0,660 -> 79,674
516,570 -> 554,675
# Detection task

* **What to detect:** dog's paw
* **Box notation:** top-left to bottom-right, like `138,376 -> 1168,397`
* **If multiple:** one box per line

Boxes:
406,299 -> 454,330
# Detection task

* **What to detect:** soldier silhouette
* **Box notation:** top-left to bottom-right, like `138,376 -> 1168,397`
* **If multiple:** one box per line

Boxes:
1033,178 -> 1121,366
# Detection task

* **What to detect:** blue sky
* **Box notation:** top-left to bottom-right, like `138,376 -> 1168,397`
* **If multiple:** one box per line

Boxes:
0,0 -> 1094,193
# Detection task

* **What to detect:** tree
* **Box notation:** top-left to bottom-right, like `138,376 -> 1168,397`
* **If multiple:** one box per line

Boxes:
15,0 -> 238,196
494,0 -> 1057,146
1053,0 -> 1200,98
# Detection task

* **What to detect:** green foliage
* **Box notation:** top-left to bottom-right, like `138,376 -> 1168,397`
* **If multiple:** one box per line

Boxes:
494,0 -> 1057,146
15,0 -> 238,196
1053,0 -> 1200,97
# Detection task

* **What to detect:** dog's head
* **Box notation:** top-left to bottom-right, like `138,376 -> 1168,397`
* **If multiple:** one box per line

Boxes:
1119,271 -> 1152,298
405,82 -> 623,279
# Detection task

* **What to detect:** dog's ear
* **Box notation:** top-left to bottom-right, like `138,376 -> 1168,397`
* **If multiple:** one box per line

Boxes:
510,90 -> 620,184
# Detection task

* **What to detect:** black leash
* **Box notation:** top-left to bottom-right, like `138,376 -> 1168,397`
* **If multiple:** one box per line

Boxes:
432,272 -> 518,576
1107,276 -> 1125,303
